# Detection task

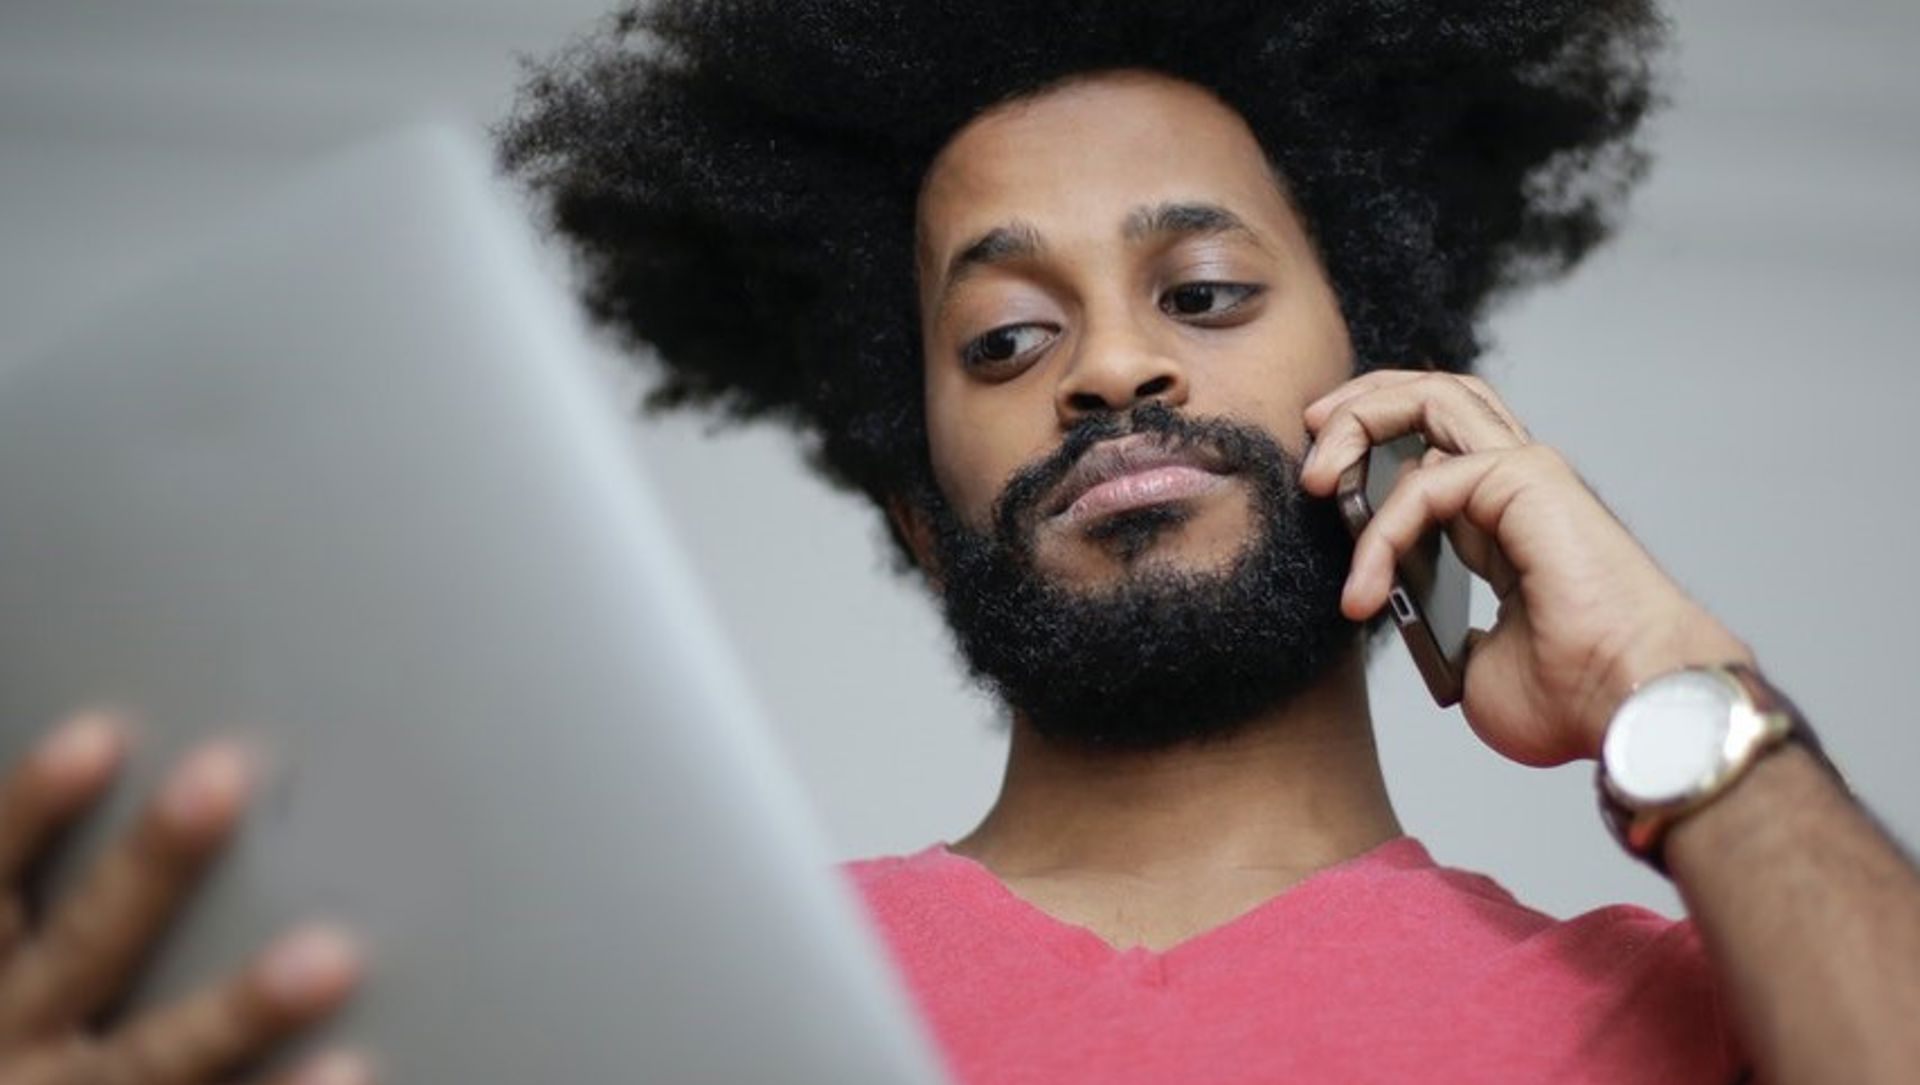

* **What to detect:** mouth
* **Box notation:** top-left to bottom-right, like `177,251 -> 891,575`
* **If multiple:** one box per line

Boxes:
1045,433 -> 1234,527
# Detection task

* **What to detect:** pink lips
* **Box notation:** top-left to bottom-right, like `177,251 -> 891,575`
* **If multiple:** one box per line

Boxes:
1044,434 -> 1234,527
1057,464 -> 1230,526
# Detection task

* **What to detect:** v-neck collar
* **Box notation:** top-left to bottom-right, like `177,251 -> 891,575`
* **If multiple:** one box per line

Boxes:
924,835 -> 1434,974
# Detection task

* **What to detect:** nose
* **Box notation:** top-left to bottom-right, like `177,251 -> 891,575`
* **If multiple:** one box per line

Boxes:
1052,316 -> 1190,427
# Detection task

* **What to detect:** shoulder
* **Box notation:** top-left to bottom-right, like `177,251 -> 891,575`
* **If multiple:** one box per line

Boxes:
1405,843 -> 1720,999
839,846 -> 982,932
838,844 -> 1043,976
840,845 -> 952,898
1406,851 -> 1742,1080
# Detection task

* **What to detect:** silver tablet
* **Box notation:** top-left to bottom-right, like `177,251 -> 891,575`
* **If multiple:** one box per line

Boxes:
0,126 -> 947,1084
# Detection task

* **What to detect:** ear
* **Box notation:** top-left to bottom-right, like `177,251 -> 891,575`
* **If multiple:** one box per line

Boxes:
884,493 -> 945,593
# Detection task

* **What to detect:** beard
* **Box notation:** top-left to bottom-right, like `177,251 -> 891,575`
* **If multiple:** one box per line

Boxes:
920,401 -> 1361,753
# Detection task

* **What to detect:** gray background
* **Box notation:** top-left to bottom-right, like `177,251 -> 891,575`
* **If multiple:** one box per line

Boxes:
2,1 -> 1914,920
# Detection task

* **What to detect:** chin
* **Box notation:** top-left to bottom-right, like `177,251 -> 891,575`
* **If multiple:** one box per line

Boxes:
1041,499 -> 1253,583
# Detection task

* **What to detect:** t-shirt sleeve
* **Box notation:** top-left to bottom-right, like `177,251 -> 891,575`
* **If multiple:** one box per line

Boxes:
1534,907 -> 1748,1083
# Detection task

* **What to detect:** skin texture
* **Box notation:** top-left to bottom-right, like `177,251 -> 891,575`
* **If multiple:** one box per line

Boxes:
899,70 -> 1920,1081
912,73 -> 1353,587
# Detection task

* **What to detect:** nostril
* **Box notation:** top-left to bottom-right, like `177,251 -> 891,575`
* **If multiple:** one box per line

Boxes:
1067,391 -> 1110,412
1135,375 -> 1174,398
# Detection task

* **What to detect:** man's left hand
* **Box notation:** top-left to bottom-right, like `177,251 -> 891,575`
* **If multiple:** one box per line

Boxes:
1299,369 -> 1754,766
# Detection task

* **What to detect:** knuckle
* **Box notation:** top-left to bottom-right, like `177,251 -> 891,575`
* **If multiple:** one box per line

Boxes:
1522,442 -> 1569,474
1386,460 -> 1426,502
1378,476 -> 1430,539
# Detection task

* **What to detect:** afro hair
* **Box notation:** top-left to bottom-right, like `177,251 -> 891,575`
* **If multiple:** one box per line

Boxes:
497,0 -> 1668,562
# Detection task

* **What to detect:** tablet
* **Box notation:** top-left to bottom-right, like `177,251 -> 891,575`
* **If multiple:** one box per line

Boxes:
0,126 -> 948,1084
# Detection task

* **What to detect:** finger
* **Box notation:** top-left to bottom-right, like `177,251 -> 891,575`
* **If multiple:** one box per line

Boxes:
1305,368 -> 1529,436
104,924 -> 361,1085
1443,516 -> 1519,602
1313,372 -> 1524,459
0,743 -> 251,1036
1342,448 -> 1539,619
0,712 -> 127,886
1302,373 -> 1527,497
1303,368 -> 1428,429
1448,373 -> 1531,437
251,1049 -> 377,1085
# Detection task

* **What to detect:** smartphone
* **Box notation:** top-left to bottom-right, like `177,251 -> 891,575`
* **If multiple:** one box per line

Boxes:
1334,434 -> 1472,707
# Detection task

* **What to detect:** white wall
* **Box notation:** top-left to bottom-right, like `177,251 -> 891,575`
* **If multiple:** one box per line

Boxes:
2,0 -> 1915,919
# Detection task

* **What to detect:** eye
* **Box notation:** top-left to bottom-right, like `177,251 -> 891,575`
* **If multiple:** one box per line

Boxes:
1159,282 -> 1264,320
960,323 -> 1057,371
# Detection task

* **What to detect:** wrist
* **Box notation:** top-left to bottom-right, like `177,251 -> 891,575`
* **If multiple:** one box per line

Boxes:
1662,741 -> 1829,878
1586,607 -> 1755,758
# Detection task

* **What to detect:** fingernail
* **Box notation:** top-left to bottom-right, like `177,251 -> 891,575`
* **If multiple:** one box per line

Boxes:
262,924 -> 361,1006
295,1050 -> 374,1085
160,744 -> 251,827
39,713 -> 121,775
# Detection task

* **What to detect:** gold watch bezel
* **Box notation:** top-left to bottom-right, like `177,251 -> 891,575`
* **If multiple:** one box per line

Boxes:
1597,664 -> 1796,857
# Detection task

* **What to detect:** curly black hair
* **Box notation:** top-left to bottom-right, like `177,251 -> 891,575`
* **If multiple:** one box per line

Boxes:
497,0 -> 1667,566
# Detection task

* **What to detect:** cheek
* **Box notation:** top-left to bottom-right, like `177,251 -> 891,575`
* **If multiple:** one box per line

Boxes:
1205,298 -> 1353,454
1298,286 -> 1359,405
923,366 -> 1017,523
1195,354 -> 1324,459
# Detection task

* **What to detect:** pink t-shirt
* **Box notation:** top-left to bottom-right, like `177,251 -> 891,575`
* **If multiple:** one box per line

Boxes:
844,837 -> 1744,1084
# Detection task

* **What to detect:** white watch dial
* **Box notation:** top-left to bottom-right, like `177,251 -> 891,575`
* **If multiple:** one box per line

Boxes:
1603,670 -> 1737,805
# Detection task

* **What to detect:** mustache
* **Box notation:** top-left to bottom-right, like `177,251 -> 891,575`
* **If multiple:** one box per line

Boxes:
987,402 -> 1289,549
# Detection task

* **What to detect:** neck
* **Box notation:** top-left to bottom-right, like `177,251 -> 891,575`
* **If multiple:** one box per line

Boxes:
951,647 -> 1400,881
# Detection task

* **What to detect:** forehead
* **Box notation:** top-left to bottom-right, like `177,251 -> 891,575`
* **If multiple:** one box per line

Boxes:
915,71 -> 1291,271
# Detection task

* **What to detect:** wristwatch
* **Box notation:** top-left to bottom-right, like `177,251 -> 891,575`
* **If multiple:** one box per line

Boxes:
1596,662 -> 1835,874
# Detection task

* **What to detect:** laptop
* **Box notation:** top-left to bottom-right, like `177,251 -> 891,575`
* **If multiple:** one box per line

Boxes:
0,125 -> 949,1084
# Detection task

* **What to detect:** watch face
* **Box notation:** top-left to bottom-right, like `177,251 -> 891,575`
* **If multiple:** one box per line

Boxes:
1603,670 -> 1737,805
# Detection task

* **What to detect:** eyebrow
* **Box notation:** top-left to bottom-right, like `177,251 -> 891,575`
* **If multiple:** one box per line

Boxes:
942,220 -> 1046,291
1122,201 -> 1259,245
937,200 -> 1263,303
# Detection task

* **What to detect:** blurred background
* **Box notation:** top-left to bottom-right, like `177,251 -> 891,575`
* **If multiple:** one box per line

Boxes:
1,0 -> 1915,920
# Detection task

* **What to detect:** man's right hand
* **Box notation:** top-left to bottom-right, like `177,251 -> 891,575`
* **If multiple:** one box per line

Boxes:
0,711 -> 368,1085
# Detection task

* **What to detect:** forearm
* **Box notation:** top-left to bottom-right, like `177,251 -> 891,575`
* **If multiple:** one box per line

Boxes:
1665,743 -> 1920,1084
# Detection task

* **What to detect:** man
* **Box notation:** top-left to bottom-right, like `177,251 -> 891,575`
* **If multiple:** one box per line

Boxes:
491,2 -> 1920,1082
0,3 -> 1910,1083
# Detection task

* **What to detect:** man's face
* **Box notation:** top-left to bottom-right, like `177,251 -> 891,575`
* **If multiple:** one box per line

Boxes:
907,70 -> 1364,749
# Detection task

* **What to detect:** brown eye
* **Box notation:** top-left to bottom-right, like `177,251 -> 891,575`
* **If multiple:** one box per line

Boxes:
1160,282 -> 1262,319
961,324 -> 1055,370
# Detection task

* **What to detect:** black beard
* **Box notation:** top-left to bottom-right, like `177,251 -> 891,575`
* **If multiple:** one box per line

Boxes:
920,402 -> 1361,753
